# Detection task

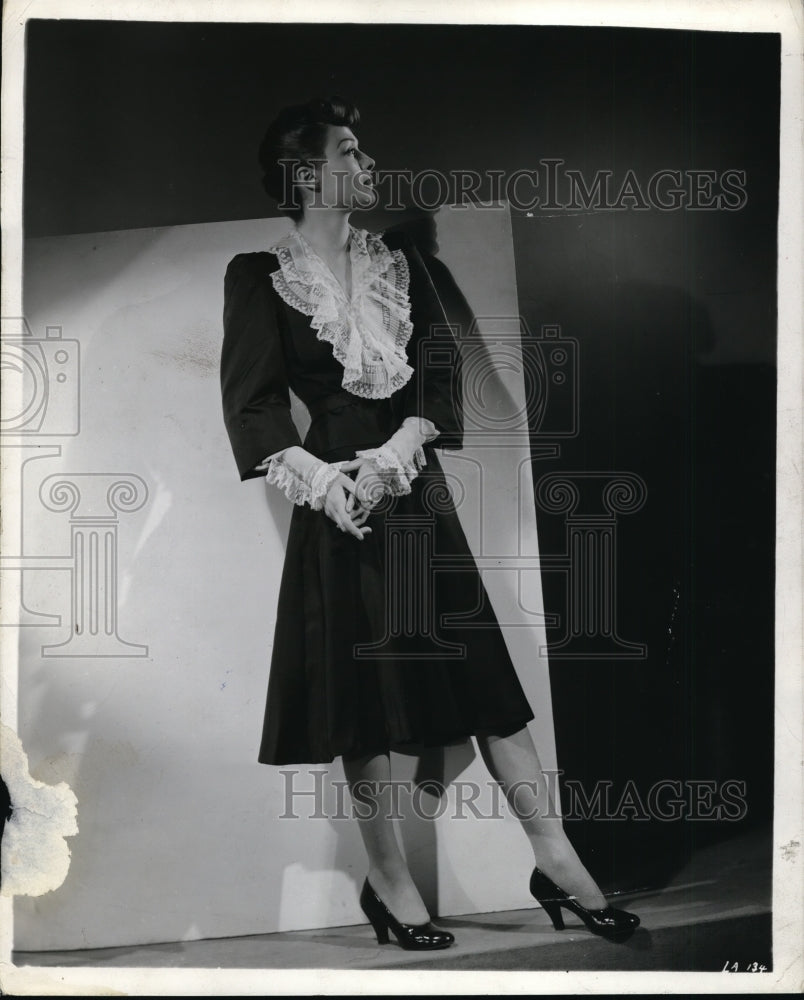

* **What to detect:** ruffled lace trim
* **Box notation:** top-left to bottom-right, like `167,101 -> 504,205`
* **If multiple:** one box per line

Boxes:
265,456 -> 345,510
266,225 -> 414,400
354,443 -> 428,496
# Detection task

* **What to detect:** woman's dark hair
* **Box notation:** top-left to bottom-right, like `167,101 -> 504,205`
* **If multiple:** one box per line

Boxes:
258,96 -> 360,220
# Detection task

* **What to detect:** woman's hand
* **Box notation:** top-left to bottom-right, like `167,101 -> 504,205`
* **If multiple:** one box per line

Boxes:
351,457 -> 390,510
323,463 -> 373,540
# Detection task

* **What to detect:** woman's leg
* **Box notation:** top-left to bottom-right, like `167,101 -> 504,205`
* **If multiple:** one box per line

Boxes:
476,726 -> 608,910
342,750 -> 430,924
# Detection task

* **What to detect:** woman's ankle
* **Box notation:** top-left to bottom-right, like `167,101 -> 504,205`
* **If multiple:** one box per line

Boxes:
367,860 -> 413,889
366,865 -> 430,922
527,837 -> 607,908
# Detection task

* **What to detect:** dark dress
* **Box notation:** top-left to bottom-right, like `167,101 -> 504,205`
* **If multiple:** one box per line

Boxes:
221,228 -> 535,764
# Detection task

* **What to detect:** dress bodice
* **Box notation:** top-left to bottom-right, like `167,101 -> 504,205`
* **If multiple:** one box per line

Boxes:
220,227 -> 463,482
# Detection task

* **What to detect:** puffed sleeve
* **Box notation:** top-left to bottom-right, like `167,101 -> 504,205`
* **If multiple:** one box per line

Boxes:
394,234 -> 464,452
220,253 -> 303,481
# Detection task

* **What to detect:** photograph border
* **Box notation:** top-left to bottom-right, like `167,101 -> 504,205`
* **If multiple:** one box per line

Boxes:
1,0 -> 801,995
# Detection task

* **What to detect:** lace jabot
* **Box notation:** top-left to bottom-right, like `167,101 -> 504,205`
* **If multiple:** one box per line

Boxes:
266,225 -> 414,399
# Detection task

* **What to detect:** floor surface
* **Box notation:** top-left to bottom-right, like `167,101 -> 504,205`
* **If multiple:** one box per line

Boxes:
13,826 -> 772,973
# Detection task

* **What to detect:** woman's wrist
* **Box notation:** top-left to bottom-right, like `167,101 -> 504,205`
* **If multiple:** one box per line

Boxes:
355,440 -> 427,496
308,462 -> 345,510
264,447 -> 349,510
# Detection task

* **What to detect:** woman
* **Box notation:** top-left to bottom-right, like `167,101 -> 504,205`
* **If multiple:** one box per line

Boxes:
220,96 -> 640,950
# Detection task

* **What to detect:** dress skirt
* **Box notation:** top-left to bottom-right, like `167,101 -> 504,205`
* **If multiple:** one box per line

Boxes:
258,398 -> 536,765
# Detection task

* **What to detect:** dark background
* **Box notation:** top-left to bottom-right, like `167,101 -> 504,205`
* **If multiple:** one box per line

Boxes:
24,22 -> 778,896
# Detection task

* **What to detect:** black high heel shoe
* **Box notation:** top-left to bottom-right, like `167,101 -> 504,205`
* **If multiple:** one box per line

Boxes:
529,867 -> 640,943
359,879 -> 455,950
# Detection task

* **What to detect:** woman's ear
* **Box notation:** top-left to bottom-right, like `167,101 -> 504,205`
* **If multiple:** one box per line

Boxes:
294,161 -> 320,193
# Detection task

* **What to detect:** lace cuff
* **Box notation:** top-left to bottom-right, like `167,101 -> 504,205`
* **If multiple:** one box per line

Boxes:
308,462 -> 345,509
354,442 -> 428,496
264,453 -> 346,510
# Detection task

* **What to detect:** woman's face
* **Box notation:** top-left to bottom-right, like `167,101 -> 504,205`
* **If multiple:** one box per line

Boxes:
308,125 -> 376,212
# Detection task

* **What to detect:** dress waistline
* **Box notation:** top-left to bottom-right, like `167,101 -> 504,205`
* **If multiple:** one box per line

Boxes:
307,391 -> 390,420
303,391 -> 400,462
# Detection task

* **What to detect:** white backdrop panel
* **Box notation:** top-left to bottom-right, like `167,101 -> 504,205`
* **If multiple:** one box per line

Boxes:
14,205 -> 555,950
